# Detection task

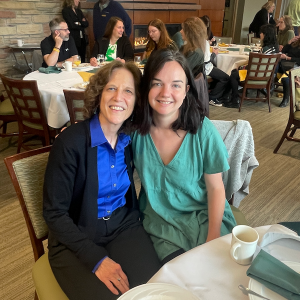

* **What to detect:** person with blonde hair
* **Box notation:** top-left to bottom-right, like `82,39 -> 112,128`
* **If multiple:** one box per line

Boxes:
249,1 -> 276,37
277,15 -> 295,51
143,19 -> 177,61
180,17 -> 207,76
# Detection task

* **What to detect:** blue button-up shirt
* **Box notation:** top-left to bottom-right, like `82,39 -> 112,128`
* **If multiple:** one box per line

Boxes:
90,114 -> 131,219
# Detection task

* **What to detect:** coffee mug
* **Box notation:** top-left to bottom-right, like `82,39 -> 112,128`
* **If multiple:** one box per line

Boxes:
239,46 -> 245,55
17,39 -> 24,47
230,225 -> 259,265
62,61 -> 72,72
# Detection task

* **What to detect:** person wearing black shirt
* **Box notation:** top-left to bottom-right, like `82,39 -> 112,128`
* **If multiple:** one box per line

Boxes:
40,17 -> 78,68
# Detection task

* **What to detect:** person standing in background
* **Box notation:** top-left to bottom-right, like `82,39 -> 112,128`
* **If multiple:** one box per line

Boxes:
93,0 -> 132,41
285,0 -> 300,36
249,1 -> 276,37
62,0 -> 89,62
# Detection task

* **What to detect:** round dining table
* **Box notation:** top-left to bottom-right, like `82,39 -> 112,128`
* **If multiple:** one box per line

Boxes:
148,225 -> 300,300
23,66 -> 95,128
216,45 -> 250,75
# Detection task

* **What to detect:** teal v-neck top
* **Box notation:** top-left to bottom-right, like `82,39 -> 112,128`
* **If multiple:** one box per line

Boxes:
131,117 -> 237,260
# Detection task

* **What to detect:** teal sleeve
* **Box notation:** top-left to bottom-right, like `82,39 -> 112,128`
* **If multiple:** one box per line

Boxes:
199,117 -> 229,174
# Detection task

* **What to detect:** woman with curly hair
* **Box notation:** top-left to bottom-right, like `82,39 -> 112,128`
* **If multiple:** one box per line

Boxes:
277,15 -> 295,52
259,24 -> 279,53
143,18 -> 177,62
62,0 -> 89,62
180,17 -> 207,76
43,61 -> 160,300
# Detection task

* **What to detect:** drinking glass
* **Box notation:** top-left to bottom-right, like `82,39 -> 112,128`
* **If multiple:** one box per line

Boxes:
74,55 -> 81,66
134,56 -> 141,65
97,54 -> 105,64
250,43 -> 255,52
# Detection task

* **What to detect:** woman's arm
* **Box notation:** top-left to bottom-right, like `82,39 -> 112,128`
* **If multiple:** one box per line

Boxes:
204,172 -> 226,242
62,7 -> 81,31
78,9 -> 89,28
119,36 -> 134,61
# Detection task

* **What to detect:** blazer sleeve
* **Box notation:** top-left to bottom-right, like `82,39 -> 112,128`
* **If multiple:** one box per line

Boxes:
62,7 -> 81,31
43,132 -> 109,271
78,9 -> 89,28
119,36 -> 134,61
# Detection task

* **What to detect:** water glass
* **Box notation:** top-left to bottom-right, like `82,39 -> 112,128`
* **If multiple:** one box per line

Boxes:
134,56 -> 141,65
97,54 -> 104,64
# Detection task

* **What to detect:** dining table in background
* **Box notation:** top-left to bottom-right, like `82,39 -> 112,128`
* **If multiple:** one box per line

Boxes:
148,225 -> 300,300
23,67 -> 95,128
217,45 -> 250,75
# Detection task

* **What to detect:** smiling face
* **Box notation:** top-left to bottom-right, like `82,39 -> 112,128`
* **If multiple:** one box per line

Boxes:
278,17 -> 286,31
112,20 -> 124,40
99,68 -> 136,129
148,26 -> 161,43
148,61 -> 189,121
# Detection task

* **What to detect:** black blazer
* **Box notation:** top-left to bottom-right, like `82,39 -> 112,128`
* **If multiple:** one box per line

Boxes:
91,35 -> 134,61
43,119 -> 138,271
249,8 -> 275,37
62,6 -> 89,48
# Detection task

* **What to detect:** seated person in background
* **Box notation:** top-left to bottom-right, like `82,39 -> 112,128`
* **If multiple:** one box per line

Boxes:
180,17 -> 206,77
277,16 -> 295,52
142,19 -> 177,63
200,15 -> 216,46
43,61 -> 161,300
172,31 -> 184,49
41,17 -> 78,68
90,16 -> 133,66
260,24 -> 279,54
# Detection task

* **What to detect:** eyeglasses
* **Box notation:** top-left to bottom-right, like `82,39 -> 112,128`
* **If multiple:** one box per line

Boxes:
57,28 -> 69,32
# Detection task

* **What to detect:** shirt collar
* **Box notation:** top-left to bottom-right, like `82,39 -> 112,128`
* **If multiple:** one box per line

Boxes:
99,0 -> 110,10
90,114 -> 131,152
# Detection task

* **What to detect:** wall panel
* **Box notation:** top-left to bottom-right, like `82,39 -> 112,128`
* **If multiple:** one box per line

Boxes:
170,11 -> 198,23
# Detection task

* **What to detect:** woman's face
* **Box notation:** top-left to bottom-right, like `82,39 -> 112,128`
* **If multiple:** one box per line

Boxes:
99,68 -> 136,128
148,61 -> 189,120
278,17 -> 286,31
112,21 -> 124,39
260,32 -> 264,41
148,26 -> 161,43
268,4 -> 275,13
180,29 -> 186,41
73,0 -> 80,7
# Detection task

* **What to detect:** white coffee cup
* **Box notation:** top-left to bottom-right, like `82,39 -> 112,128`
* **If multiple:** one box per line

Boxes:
17,39 -> 24,47
230,225 -> 259,265
62,61 -> 72,72
239,46 -> 245,55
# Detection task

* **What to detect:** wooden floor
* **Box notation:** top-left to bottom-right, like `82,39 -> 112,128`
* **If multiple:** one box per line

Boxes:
0,95 -> 300,300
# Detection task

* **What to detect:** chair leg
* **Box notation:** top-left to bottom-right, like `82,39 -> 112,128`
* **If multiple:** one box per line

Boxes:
267,92 -> 271,113
34,291 -> 38,300
17,124 -> 24,153
239,88 -> 246,112
2,122 -> 7,134
290,127 -> 297,137
273,122 -> 292,153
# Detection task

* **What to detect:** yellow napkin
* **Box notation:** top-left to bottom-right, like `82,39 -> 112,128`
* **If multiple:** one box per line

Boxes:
77,72 -> 93,82
239,70 -> 247,82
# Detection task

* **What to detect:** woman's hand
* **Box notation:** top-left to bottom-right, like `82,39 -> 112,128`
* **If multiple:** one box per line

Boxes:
116,57 -> 125,63
90,57 -> 98,66
279,45 -> 283,52
95,257 -> 129,295
281,53 -> 290,60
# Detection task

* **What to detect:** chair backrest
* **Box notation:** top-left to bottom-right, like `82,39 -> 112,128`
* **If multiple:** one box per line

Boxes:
247,33 -> 254,45
251,37 -> 261,45
244,52 -> 281,87
194,72 -> 209,118
215,36 -> 233,44
63,89 -> 85,124
0,74 -> 49,132
4,146 -> 52,261
289,66 -> 300,117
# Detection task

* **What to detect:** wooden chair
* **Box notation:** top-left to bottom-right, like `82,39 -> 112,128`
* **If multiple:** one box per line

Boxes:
274,67 -> 300,153
0,89 -> 19,137
0,74 -> 56,152
247,33 -> 254,45
4,146 -> 68,300
214,36 -> 232,44
63,89 -> 85,124
238,52 -> 281,112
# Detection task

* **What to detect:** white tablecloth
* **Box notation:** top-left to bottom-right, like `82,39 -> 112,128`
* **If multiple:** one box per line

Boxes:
24,68 -> 94,128
148,225 -> 300,300
217,45 -> 249,75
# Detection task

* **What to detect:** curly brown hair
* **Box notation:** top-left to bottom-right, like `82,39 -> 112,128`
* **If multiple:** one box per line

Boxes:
145,19 -> 173,58
83,61 -> 141,133
181,17 -> 207,55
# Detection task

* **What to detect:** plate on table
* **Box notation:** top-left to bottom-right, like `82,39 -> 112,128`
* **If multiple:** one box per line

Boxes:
248,261 -> 300,300
117,283 -> 200,300
73,82 -> 89,89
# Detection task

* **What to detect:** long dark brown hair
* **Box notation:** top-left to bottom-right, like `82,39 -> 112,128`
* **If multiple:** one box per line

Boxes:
103,16 -> 126,39
145,19 -> 173,58
137,49 -> 205,135
84,61 -> 141,133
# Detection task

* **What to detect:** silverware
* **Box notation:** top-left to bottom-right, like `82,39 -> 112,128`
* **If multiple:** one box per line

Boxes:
238,284 -> 271,300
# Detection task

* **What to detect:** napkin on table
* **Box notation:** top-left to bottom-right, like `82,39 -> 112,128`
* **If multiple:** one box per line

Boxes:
247,250 -> 300,300
38,66 -> 61,74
